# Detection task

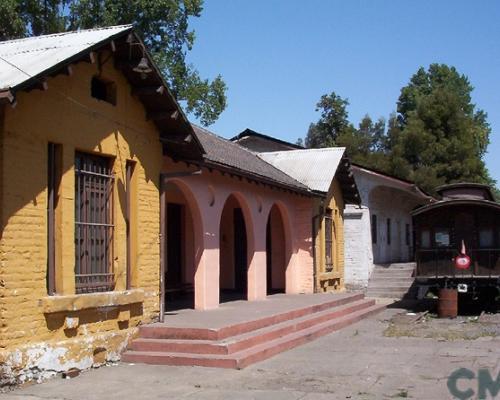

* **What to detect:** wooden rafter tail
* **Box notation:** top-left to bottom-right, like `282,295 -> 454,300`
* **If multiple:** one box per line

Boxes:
26,79 -> 48,92
0,90 -> 15,105
87,51 -> 96,64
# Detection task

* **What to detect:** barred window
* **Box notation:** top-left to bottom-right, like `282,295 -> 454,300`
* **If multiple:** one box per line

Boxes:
325,209 -> 334,272
75,152 -> 114,293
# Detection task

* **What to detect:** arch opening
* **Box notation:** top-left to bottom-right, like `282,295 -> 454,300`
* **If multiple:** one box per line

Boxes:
219,193 -> 251,302
164,180 -> 201,311
266,203 -> 292,294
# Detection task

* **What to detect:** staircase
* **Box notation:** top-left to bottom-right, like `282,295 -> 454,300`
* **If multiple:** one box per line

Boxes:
366,262 -> 417,299
122,293 -> 384,369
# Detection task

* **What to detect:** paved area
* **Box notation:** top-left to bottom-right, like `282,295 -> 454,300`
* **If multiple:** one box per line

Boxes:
3,306 -> 499,399
161,292 -> 358,329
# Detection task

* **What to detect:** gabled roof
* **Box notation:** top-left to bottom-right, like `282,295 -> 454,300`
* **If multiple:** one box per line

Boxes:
0,25 -> 131,90
231,128 -> 303,152
258,148 -> 360,203
0,25 -> 204,159
191,125 -> 311,194
351,163 -> 433,202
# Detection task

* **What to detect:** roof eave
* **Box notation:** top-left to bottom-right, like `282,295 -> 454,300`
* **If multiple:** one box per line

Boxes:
188,158 -> 316,197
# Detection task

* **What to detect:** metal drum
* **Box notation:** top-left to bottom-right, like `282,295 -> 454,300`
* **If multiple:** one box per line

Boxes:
437,288 -> 458,318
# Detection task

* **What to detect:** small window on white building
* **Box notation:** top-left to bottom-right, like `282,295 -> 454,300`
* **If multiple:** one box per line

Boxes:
386,218 -> 391,245
371,214 -> 377,244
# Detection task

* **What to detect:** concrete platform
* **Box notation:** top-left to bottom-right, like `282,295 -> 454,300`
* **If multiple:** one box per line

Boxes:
122,292 -> 385,368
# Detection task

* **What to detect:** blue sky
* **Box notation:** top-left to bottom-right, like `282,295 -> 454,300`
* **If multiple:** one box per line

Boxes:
188,1 -> 500,184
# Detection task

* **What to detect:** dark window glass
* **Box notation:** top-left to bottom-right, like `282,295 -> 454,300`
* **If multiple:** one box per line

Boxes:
421,230 -> 431,248
434,228 -> 450,247
405,223 -> 410,246
479,228 -> 494,248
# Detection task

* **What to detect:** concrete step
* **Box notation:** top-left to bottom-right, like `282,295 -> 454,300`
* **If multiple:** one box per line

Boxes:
122,303 -> 385,368
372,264 -> 416,271
368,279 -> 415,286
129,299 -> 375,355
138,292 -> 365,341
371,271 -> 414,277
366,288 -> 417,299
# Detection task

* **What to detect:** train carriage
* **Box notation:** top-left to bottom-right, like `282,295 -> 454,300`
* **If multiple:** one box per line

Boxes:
412,183 -> 500,298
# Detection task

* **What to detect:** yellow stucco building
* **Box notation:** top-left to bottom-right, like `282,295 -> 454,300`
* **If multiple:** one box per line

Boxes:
0,25 -> 203,384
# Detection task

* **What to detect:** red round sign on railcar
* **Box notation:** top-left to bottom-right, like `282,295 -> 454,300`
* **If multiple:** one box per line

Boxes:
455,254 -> 471,270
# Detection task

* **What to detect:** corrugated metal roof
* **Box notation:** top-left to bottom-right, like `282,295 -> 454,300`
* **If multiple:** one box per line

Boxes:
258,148 -> 346,193
0,25 -> 132,90
191,125 -> 310,192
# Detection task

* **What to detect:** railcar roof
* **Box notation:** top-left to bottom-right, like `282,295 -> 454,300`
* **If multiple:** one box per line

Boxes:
411,198 -> 500,217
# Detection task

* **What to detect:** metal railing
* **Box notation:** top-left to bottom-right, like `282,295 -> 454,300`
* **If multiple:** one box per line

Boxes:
416,248 -> 500,278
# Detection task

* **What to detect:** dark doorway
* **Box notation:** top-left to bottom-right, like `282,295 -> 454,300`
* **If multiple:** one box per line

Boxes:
266,205 -> 287,294
167,203 -> 183,287
233,208 -> 248,295
266,218 -> 272,293
165,202 -> 193,311
220,197 -> 249,303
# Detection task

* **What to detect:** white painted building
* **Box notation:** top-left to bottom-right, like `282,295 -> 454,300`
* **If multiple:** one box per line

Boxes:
344,165 -> 432,289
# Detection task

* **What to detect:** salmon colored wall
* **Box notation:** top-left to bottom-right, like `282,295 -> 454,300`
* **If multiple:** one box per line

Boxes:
162,157 -> 316,310
0,52 -> 164,383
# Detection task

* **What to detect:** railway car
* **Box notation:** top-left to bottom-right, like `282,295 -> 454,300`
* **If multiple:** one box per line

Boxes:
412,183 -> 500,300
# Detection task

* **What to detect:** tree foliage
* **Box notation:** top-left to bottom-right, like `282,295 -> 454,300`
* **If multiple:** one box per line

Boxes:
302,64 -> 496,196
393,64 -> 493,193
0,0 -> 226,126
304,92 -> 351,148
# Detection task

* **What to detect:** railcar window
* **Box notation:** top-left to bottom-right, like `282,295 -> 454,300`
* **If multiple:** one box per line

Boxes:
479,228 -> 494,248
434,229 -> 450,247
421,230 -> 431,248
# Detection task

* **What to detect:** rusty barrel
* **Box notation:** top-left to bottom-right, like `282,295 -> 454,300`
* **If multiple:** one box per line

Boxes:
437,288 -> 458,318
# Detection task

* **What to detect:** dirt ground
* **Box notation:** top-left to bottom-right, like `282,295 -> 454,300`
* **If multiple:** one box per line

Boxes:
3,303 -> 499,400
384,308 -> 500,340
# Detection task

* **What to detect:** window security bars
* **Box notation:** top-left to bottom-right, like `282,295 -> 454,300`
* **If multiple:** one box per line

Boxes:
75,152 -> 114,294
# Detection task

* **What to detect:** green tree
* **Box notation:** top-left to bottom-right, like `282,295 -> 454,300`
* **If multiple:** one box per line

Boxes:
1,0 -> 226,126
395,64 -> 494,193
305,92 -> 352,148
336,115 -> 390,172
0,1 -> 25,39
